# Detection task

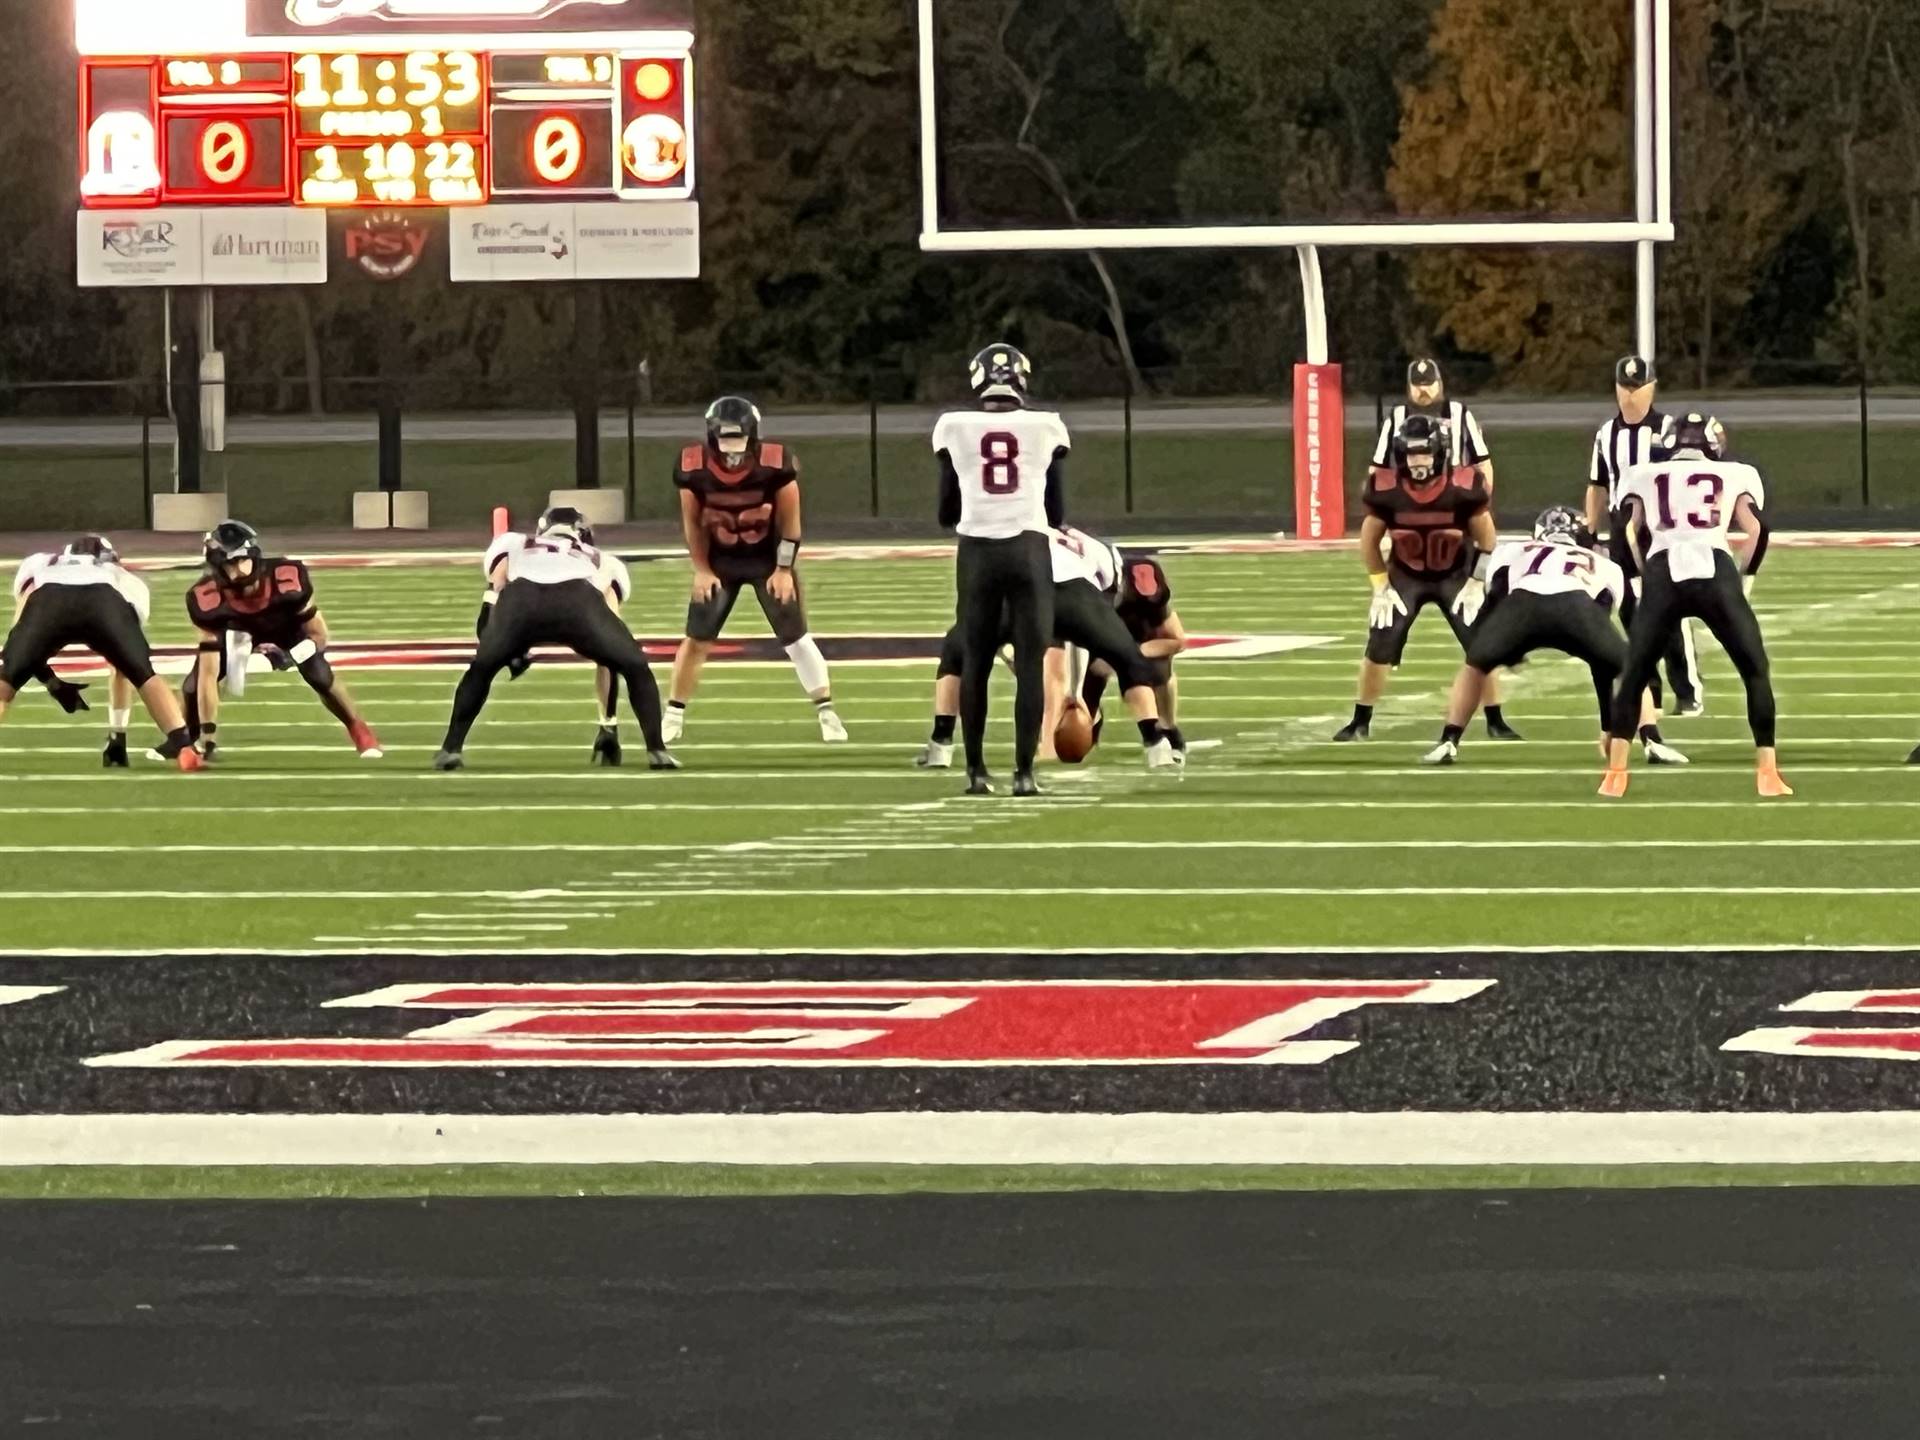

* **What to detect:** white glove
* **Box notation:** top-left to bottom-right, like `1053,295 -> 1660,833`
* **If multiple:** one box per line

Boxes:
1368,580 -> 1408,631
1452,577 -> 1487,626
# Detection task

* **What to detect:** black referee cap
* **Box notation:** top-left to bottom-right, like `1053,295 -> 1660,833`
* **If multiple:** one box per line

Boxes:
1407,357 -> 1443,388
1614,355 -> 1656,388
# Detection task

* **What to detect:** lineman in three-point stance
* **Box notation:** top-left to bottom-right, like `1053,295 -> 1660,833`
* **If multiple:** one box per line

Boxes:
434,507 -> 675,772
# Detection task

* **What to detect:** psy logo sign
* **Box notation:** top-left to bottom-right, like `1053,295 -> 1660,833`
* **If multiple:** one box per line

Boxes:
344,210 -> 428,279
90,978 -> 1495,1068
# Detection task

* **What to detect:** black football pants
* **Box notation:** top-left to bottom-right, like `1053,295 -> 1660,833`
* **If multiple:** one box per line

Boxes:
1467,592 -> 1626,727
955,532 -> 1053,774
442,579 -> 664,754
1611,524 -> 1700,706
1610,552 -> 1773,745
0,586 -> 155,690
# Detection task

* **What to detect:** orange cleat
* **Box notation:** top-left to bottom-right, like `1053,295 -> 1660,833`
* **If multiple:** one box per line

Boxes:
1757,766 -> 1794,798
350,721 -> 384,759
1598,766 -> 1630,798
177,747 -> 205,773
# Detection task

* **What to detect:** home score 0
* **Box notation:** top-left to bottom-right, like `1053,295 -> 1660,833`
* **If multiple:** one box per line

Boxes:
294,50 -> 485,205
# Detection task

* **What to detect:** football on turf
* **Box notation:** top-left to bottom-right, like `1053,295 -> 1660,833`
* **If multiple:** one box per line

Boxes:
1055,702 -> 1096,764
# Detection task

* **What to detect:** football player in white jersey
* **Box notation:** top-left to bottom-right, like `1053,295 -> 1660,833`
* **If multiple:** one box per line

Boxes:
432,507 -> 675,771
1421,508 -> 1686,767
0,536 -> 200,770
1601,414 -> 1786,797
933,344 -> 1069,796
915,525 -> 1177,772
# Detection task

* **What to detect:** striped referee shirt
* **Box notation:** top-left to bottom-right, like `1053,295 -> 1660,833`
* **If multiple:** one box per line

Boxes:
1370,400 -> 1490,470
1589,409 -> 1671,510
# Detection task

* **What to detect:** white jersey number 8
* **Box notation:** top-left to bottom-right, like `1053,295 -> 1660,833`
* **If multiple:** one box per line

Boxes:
981,432 -> 1021,494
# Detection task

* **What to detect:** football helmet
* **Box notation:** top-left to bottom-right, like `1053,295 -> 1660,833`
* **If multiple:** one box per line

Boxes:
969,344 -> 1032,406
1662,412 -> 1727,461
536,505 -> 594,547
203,520 -> 263,588
1533,506 -> 1592,547
704,396 -> 762,469
1393,412 -> 1448,483
63,534 -> 120,566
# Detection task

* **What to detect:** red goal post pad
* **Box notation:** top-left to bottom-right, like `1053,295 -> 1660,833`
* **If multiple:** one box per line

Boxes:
1292,363 -> 1344,541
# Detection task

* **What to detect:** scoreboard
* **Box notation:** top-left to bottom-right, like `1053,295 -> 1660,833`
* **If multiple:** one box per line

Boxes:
81,42 -> 693,209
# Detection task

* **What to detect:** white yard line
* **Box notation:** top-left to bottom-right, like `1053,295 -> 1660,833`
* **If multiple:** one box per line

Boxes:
9,1111 -> 1920,1167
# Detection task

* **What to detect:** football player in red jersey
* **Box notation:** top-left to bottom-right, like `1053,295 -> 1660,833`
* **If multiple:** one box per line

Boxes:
184,521 -> 381,761
1332,414 -> 1517,742
662,398 -> 846,746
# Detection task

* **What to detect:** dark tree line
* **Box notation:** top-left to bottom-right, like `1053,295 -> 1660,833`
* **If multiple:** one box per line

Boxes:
7,0 -> 1919,409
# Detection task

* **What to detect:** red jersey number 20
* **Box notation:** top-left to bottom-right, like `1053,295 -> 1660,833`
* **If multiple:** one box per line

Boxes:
981,432 -> 1021,494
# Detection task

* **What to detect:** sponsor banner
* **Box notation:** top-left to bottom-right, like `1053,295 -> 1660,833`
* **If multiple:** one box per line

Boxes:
77,209 -> 201,287
7,951 -> 1920,1116
448,201 -> 697,282
202,207 -> 328,285
247,0 -> 694,40
573,201 -> 698,280
448,204 -> 575,282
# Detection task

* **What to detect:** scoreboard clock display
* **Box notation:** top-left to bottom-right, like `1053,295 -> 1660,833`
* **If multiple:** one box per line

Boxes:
79,38 -> 693,208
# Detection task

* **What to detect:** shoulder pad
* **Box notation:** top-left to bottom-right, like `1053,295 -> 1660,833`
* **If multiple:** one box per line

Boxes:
679,444 -> 706,473
760,442 -> 785,469
1370,470 -> 1398,493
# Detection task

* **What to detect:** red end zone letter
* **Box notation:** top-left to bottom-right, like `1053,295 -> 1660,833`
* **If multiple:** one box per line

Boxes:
90,979 -> 1494,1069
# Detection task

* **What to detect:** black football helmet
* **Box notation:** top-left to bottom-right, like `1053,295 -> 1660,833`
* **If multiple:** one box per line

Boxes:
1533,506 -> 1593,548
203,520 -> 263,588
63,534 -> 120,566
536,505 -> 594,547
1393,412 -> 1449,483
969,344 -> 1032,407
705,396 -> 762,468
1663,412 -> 1728,460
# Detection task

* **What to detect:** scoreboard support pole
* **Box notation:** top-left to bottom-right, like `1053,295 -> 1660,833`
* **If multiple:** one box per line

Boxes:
572,281 -> 603,492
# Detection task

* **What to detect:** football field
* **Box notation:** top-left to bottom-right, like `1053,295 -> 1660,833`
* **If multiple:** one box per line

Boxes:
2,540 -> 1917,954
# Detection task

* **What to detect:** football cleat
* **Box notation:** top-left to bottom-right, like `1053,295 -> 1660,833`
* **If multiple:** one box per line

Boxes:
661,707 -> 686,744
1012,770 -> 1041,797
818,708 -> 849,744
965,768 -> 995,796
350,721 -> 383,759
102,736 -> 128,769
591,727 -> 623,767
1757,765 -> 1794,798
432,749 -> 465,772
176,747 -> 205,774
1598,766 -> 1630,799
1486,716 -> 1524,740
1644,739 -> 1689,766
1673,696 -> 1705,718
1332,721 -> 1370,742
916,740 -> 954,770
1145,738 -> 1178,771
648,749 -> 681,771
1421,739 -> 1459,767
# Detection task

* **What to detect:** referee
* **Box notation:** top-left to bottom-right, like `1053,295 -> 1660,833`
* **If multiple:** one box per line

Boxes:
1584,355 -> 1702,714
1371,357 -> 1493,491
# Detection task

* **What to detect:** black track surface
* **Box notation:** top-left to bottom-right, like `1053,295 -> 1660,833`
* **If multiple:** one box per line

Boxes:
4,1188 -> 1917,1437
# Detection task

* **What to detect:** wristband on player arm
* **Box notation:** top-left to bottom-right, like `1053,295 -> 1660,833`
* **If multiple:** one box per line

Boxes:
776,538 -> 800,570
477,589 -> 497,635
1368,572 -> 1389,590
1470,549 -> 1493,582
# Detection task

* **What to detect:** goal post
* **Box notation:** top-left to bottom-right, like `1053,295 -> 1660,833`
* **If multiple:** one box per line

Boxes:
914,0 -> 1674,539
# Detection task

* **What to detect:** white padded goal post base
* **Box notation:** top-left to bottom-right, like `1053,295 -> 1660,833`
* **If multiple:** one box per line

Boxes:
149,493 -> 227,533
352,491 -> 430,530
